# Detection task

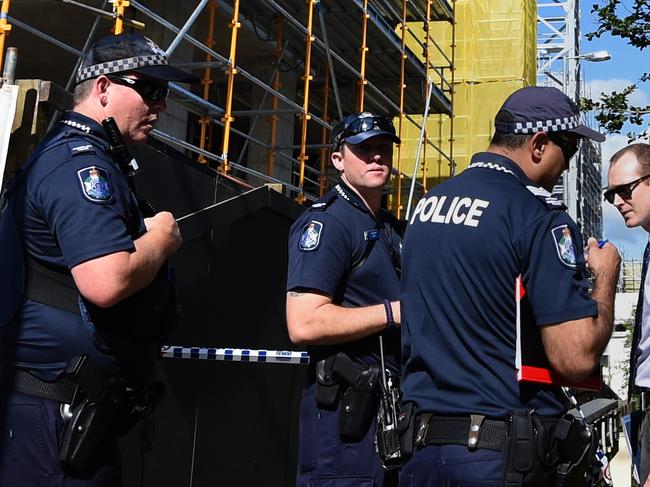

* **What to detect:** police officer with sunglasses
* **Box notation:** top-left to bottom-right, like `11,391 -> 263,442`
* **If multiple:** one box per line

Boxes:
0,33 -> 196,486
399,87 -> 620,485
286,112 -> 403,486
606,143 -> 650,486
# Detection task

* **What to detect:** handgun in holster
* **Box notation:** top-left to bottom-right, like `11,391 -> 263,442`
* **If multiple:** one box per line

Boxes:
552,415 -> 598,487
334,353 -> 380,442
58,355 -> 117,475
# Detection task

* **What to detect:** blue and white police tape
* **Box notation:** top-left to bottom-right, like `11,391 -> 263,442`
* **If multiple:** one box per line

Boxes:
161,346 -> 310,365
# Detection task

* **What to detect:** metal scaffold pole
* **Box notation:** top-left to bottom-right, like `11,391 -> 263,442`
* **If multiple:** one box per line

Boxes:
220,0 -> 241,174
166,0 -> 210,57
317,4 -> 342,121
0,0 -> 12,75
395,0 -> 408,218
268,16 -> 283,176
296,0 -> 316,204
422,0 -> 432,192
356,0 -> 369,112
449,0 -> 456,176
319,61 -> 330,196
405,78 -> 433,220
111,0 -> 129,35
198,0 -> 218,164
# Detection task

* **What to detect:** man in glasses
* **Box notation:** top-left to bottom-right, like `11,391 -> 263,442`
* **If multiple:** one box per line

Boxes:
286,112 -> 403,485
606,143 -> 650,486
0,33 -> 196,485
399,86 -> 620,485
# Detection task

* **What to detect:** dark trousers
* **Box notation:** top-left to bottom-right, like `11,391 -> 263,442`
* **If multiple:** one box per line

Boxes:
398,444 -> 502,487
296,382 -> 398,486
0,391 -> 122,487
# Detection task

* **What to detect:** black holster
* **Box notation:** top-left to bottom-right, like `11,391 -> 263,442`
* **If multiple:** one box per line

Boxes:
315,355 -> 341,408
552,415 -> 598,487
57,356 -> 166,475
394,401 -> 416,463
58,356 -> 120,475
501,410 -> 559,487
314,352 -> 380,442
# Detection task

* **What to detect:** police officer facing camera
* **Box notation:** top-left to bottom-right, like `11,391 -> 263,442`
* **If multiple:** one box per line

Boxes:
286,112 -> 403,485
399,87 -> 620,485
0,34 -> 196,485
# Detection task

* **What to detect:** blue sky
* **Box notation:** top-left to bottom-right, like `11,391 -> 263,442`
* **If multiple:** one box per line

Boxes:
580,3 -> 649,260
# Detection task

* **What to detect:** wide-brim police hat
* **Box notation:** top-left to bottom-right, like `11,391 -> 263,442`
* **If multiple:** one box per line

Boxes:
76,33 -> 198,84
494,86 -> 605,142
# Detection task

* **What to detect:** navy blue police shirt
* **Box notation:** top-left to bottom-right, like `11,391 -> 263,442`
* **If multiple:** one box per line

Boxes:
286,181 -> 402,372
400,152 -> 597,417
6,111 -> 146,383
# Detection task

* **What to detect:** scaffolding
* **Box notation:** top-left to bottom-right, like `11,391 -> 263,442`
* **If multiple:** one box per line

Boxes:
0,0 -> 454,204
537,0 -> 604,240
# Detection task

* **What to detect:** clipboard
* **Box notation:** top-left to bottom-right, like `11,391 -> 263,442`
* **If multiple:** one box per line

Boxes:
514,274 -> 601,390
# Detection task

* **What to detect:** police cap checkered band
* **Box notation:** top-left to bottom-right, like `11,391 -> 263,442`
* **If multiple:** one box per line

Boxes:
77,54 -> 168,83
494,86 -> 605,142
75,33 -> 197,84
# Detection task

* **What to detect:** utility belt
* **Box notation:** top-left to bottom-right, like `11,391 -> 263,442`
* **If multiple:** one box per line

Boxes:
397,405 -> 598,486
7,355 -> 165,476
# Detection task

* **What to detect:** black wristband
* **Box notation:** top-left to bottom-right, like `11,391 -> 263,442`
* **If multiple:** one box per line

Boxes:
383,299 -> 395,329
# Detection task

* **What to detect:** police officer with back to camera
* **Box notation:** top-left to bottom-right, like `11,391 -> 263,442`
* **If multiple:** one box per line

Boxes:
398,87 -> 620,486
0,33 -> 196,486
286,112 -> 403,485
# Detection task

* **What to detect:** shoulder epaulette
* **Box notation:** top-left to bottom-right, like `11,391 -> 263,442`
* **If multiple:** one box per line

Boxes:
67,142 -> 97,156
309,190 -> 337,211
525,185 -> 567,211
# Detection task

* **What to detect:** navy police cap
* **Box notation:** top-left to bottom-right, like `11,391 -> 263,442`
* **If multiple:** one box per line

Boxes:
331,112 -> 401,150
76,33 -> 198,84
494,86 -> 605,142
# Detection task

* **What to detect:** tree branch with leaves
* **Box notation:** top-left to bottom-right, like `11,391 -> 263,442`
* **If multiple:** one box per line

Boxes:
581,0 -> 649,138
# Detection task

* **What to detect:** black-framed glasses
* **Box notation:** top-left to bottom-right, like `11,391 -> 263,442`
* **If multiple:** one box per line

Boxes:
547,132 -> 579,166
107,75 -> 169,103
603,174 -> 650,204
334,116 -> 396,149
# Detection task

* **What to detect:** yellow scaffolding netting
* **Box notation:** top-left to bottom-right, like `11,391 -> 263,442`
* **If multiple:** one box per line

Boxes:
398,0 -> 537,187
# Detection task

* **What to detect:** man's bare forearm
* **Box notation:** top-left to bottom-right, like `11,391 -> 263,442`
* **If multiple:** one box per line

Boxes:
286,291 -> 399,345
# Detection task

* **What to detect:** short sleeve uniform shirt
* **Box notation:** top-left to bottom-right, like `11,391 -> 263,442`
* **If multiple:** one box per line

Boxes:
400,152 -> 597,417
287,181 -> 402,371
6,111 -> 145,381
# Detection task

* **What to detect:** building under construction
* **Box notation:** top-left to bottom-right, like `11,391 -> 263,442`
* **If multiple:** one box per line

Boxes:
0,0 -> 617,485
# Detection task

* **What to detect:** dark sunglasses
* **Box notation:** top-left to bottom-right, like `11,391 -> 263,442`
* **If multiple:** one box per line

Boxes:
107,75 -> 169,103
603,174 -> 650,204
547,132 -> 579,165
334,116 -> 396,149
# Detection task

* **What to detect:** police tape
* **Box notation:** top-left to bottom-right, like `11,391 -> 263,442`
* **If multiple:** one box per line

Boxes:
161,346 -> 310,365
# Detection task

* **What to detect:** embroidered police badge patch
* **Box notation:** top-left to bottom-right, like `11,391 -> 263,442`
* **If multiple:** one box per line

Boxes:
77,166 -> 113,202
299,220 -> 323,251
551,224 -> 577,267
